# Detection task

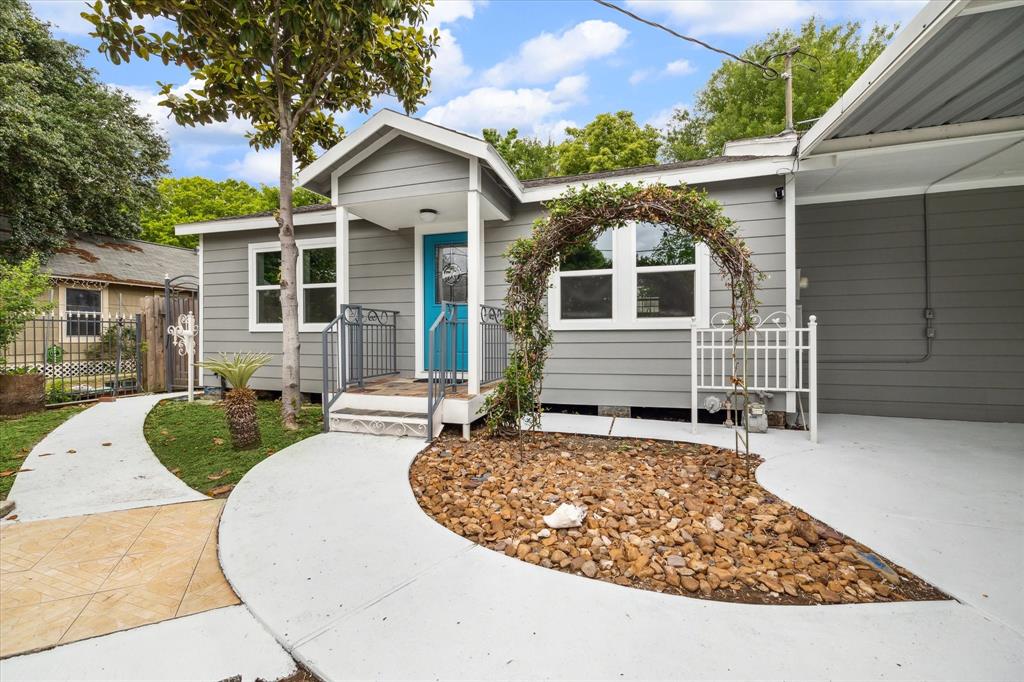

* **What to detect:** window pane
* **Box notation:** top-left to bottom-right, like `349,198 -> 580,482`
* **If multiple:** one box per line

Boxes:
303,287 -> 336,324
303,248 -> 336,284
636,223 -> 695,266
256,251 -> 282,286
637,270 -> 695,318
561,230 -> 613,271
257,289 -> 282,324
560,274 -> 612,319
435,244 -> 468,304
66,288 -> 101,312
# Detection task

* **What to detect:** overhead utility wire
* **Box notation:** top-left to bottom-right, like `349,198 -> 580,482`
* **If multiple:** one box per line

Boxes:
592,0 -> 780,79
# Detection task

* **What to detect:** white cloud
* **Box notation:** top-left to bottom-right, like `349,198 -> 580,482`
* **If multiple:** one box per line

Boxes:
623,0 -> 925,36
629,68 -> 652,85
429,28 -> 473,97
645,103 -> 688,130
426,0 -> 479,28
533,118 -> 577,144
664,59 -> 696,76
30,1 -> 173,37
483,20 -> 628,86
423,75 -> 588,138
226,148 -> 284,185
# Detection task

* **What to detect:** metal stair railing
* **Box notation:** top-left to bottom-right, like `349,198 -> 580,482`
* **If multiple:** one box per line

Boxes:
321,304 -> 399,432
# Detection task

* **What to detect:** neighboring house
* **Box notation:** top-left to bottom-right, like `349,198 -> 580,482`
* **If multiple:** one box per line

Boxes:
178,0 -> 1023,436
40,234 -> 198,323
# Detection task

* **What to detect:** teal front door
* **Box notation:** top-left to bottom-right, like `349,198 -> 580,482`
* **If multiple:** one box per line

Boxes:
423,232 -> 468,371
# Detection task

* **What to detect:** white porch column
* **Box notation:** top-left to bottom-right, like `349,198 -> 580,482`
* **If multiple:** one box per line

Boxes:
336,205 -> 349,306
784,172 -> 796,414
467,158 -> 483,395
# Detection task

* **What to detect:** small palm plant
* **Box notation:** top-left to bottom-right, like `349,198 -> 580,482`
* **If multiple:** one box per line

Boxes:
198,352 -> 271,449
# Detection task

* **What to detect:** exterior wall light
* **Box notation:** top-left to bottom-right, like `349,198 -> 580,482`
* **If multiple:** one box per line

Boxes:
419,208 -> 438,223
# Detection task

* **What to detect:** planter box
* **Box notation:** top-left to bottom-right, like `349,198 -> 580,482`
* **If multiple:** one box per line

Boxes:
0,373 -> 45,415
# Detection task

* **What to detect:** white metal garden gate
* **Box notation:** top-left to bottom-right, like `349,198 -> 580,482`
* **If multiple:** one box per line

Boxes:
690,312 -> 818,442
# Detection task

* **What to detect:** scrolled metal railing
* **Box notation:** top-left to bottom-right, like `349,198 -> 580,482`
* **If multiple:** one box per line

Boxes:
321,304 -> 399,432
480,304 -> 509,385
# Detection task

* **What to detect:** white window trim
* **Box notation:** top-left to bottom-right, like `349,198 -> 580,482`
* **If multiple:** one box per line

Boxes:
548,223 -> 710,331
248,237 -> 338,333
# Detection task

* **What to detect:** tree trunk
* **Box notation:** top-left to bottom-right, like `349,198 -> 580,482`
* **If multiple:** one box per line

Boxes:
278,127 -> 301,429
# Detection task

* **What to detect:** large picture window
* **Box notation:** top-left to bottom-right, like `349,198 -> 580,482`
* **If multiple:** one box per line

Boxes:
249,239 -> 337,332
549,222 -> 708,330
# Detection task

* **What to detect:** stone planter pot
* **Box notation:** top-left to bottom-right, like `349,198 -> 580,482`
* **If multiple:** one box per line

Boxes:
0,373 -> 46,415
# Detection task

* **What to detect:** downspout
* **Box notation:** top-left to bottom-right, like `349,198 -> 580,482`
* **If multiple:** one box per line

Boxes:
821,138 -> 1023,365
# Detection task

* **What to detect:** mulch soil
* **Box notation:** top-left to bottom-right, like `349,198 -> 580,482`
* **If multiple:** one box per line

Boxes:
410,430 -> 948,605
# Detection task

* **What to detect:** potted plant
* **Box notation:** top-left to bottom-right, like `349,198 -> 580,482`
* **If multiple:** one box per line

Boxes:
198,352 -> 271,449
0,255 -> 52,415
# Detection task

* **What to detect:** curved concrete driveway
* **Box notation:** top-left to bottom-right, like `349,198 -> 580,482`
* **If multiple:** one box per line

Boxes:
219,420 -> 1024,680
8,394 -> 203,522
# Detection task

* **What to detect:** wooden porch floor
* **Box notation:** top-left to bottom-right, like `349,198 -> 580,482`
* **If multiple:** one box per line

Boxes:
347,376 -> 478,400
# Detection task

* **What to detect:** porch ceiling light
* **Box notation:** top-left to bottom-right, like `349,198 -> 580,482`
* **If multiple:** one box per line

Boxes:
419,208 -> 438,223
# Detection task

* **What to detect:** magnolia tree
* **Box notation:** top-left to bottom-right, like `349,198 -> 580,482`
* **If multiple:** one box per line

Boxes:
85,0 -> 437,428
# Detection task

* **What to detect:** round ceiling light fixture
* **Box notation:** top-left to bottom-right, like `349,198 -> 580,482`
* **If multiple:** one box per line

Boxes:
419,208 -> 438,223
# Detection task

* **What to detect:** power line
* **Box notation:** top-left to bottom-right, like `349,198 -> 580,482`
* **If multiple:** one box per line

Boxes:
592,0 -> 780,79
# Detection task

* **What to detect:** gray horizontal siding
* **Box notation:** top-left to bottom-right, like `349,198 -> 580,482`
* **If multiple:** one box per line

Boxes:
200,222 -> 335,393
348,222 -> 415,374
796,186 -> 1024,422
482,177 -> 788,410
337,135 -> 468,206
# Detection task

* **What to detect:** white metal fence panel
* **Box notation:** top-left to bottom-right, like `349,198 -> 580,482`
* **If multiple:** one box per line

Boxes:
691,312 -> 817,442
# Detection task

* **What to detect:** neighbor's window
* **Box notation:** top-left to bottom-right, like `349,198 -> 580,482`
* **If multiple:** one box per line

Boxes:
558,230 -> 614,320
66,288 -> 101,336
551,222 -> 706,330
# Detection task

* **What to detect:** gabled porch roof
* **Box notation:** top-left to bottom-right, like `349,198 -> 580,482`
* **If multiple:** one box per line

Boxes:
297,109 -> 525,201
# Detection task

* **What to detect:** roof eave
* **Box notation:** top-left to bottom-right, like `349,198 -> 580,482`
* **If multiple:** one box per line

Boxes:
799,0 -> 965,158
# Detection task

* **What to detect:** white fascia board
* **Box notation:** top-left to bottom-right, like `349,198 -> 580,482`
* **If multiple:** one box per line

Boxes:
798,0 -> 965,158
808,117 -> 1024,155
795,175 -> 1024,205
175,207 -> 338,236
295,108 -> 525,201
521,157 -> 794,203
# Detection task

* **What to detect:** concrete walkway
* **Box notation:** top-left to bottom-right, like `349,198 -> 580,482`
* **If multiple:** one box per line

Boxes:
219,419 -> 1024,681
7,394 -> 204,522
0,605 -> 295,681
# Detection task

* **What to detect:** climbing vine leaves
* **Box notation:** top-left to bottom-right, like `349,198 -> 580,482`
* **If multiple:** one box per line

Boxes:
486,183 -> 762,434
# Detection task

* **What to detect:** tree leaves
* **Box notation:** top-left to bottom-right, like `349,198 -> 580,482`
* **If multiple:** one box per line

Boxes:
1,0 -> 169,260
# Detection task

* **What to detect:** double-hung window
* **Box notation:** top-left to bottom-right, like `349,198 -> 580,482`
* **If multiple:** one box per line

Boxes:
549,222 -> 708,330
249,238 -> 337,332
66,288 -> 102,337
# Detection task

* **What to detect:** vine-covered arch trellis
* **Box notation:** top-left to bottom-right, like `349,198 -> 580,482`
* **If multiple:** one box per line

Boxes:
486,182 -> 763,434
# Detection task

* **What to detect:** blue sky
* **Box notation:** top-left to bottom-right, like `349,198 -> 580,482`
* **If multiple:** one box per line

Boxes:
29,0 -> 925,185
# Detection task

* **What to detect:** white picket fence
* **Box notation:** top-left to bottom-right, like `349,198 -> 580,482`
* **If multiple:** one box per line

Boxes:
690,312 -> 818,442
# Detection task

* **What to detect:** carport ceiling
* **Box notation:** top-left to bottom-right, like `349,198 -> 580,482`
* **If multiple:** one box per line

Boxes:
831,4 -> 1024,138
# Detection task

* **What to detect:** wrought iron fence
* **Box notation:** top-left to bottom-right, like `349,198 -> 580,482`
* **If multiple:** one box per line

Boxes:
164,274 -> 198,392
320,304 -> 399,431
480,304 -> 509,385
1,314 -> 143,404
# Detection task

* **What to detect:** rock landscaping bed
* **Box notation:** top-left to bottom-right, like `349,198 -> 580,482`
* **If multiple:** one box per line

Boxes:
410,431 -> 947,605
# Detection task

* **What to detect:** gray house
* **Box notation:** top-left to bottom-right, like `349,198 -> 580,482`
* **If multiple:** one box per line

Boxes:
178,0 -> 1023,438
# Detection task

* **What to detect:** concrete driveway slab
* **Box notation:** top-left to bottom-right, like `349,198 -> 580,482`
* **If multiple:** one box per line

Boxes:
220,416 -> 1024,680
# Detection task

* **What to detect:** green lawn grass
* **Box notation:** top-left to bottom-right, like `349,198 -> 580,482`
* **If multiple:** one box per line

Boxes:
144,398 -> 322,495
0,405 -> 88,499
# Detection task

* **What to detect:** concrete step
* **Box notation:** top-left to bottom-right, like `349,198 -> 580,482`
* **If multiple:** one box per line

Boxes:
329,408 -> 429,438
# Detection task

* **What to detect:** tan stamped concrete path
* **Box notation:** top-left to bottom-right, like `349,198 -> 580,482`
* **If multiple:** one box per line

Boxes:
0,498 -> 239,658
